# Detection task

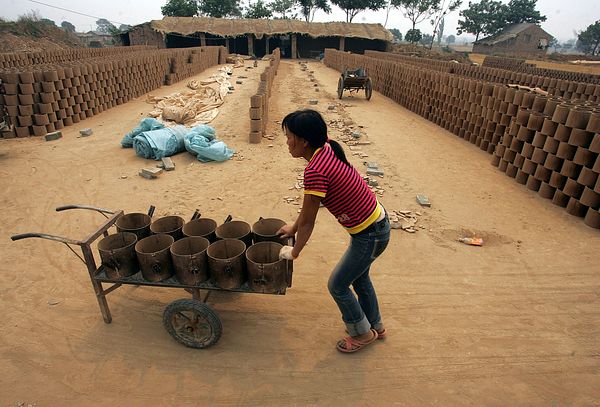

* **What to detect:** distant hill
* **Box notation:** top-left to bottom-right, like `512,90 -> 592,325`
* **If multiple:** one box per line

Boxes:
0,15 -> 83,53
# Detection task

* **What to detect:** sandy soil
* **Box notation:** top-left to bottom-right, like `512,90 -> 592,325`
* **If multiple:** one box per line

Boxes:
1,58 -> 599,407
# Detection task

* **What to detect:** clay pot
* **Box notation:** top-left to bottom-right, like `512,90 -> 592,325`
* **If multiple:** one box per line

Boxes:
580,187 -> 600,209
563,178 -> 584,198
556,142 -> 577,160
584,208 -> 600,229
551,104 -> 571,124
573,146 -> 597,167
538,182 -> 556,199
515,169 -> 529,185
527,112 -> 545,131
577,167 -> 599,188
534,165 -> 551,182
505,163 -> 518,178
526,176 -> 541,191
560,160 -> 582,179
565,197 -> 588,217
551,190 -> 570,207
554,124 -> 572,142
586,112 -> 600,133
565,108 -> 592,129
549,171 -> 567,189
532,132 -> 547,148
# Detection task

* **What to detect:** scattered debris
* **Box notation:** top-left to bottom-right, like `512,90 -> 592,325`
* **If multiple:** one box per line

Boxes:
161,157 -> 175,171
236,80 -> 243,84
389,210 -> 421,233
458,237 -> 484,246
308,99 -> 318,105
367,168 -> 384,177
47,299 -> 60,305
328,105 -> 336,110
352,130 -> 361,139
44,131 -> 62,141
79,128 -> 93,137
120,175 -> 128,179
140,167 -> 162,179
416,194 -> 431,207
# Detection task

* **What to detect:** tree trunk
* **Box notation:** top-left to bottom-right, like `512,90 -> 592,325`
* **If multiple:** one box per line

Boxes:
384,2 -> 391,27
475,32 -> 480,42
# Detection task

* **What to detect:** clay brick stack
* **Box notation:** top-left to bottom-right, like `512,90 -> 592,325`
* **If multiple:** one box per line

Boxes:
248,48 -> 280,143
324,49 -> 600,229
365,50 -> 600,101
0,46 -> 224,139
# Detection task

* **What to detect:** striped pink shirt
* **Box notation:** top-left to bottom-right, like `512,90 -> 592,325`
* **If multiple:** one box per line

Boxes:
304,144 -> 381,234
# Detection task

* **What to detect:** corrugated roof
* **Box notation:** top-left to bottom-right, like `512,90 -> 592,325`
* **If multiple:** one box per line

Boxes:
475,23 -> 552,45
149,17 -> 393,42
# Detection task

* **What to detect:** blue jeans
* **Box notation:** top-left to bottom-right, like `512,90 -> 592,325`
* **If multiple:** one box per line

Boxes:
327,214 -> 390,337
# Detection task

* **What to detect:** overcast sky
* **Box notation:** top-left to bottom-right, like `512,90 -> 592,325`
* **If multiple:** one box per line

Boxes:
0,0 -> 597,42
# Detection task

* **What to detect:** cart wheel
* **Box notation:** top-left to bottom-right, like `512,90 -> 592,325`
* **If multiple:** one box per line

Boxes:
337,77 -> 344,99
365,78 -> 372,101
163,298 -> 222,349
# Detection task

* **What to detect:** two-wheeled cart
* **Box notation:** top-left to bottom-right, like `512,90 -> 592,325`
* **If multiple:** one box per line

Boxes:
337,67 -> 373,100
11,204 -> 293,349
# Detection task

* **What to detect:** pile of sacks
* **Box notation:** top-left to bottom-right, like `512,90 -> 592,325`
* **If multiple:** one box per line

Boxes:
121,118 -> 233,162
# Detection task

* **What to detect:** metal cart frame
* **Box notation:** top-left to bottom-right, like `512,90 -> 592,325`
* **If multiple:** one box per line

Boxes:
11,204 -> 292,349
337,67 -> 373,100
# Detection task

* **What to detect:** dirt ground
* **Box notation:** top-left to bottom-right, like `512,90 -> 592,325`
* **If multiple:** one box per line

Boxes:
1,58 -> 599,407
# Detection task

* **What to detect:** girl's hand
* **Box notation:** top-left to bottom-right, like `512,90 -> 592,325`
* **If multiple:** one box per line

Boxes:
277,224 -> 296,238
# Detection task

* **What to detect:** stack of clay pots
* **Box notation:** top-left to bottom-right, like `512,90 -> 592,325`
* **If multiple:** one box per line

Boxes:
324,49 -> 600,229
0,45 -> 156,69
248,48 -> 280,143
362,50 -> 600,103
0,46 -> 223,139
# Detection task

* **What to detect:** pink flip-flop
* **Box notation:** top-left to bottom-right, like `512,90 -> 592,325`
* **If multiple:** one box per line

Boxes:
336,329 -> 378,353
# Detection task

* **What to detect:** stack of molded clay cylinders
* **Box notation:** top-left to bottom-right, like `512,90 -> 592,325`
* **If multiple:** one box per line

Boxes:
248,48 -> 280,143
0,46 -> 225,139
492,97 -> 600,229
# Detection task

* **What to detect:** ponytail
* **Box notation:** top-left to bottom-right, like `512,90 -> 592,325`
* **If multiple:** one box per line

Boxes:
328,139 -> 349,166
282,109 -> 350,166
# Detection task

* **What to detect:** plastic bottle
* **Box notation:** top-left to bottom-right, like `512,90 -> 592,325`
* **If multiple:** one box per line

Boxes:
458,237 -> 484,246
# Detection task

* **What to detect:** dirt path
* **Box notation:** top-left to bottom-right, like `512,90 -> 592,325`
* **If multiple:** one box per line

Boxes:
1,59 -> 599,406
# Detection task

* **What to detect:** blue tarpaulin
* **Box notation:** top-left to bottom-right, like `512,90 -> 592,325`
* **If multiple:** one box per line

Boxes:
121,118 -> 164,148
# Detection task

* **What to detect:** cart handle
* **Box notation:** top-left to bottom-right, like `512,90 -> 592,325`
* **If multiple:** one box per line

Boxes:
55,204 -> 115,215
11,232 -> 80,245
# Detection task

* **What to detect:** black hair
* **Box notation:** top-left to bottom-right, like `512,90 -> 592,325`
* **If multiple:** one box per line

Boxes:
281,109 -> 349,165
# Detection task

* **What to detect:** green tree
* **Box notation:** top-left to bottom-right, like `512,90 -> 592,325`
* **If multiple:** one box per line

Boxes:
392,0 -> 439,30
389,27 -> 403,42
330,0 -> 387,23
61,20 -> 76,32
456,0 -> 504,42
96,18 -> 116,34
577,20 -> 600,55
298,0 -> 331,22
40,18 -> 56,26
161,0 -> 198,17
199,0 -> 242,17
429,0 -> 460,49
446,34 -> 455,43
271,0 -> 298,19
405,28 -> 422,42
419,32 -> 433,45
245,0 -> 273,18
119,24 -> 133,32
502,0 -> 546,26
